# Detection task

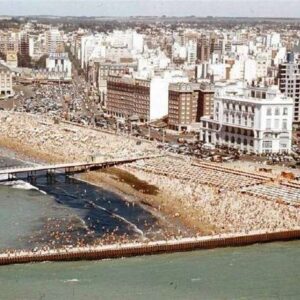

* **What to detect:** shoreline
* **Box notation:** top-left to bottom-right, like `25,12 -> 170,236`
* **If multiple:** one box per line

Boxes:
0,145 -> 194,242
0,112 -> 299,238
75,172 -> 195,238
79,169 -> 215,235
0,116 -> 215,236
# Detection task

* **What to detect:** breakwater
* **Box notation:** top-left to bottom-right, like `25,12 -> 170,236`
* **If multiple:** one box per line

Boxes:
1,229 -> 300,266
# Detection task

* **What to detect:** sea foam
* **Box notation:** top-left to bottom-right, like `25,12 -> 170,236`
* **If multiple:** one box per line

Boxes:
0,180 -> 47,194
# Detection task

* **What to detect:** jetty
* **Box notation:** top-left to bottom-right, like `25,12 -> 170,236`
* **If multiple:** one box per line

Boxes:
0,229 -> 299,266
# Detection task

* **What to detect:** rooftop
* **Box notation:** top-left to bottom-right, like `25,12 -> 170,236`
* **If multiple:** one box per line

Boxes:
216,83 -> 292,103
0,62 -> 11,72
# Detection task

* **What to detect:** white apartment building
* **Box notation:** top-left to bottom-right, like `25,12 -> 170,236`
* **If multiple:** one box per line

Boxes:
45,28 -> 64,54
0,62 -> 13,99
46,52 -> 72,81
200,84 -> 293,154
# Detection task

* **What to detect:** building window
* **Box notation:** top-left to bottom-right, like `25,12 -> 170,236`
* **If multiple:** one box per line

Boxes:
283,107 -> 288,115
263,141 -> 272,149
282,119 -> 288,130
266,119 -> 271,130
232,113 -> 235,124
280,143 -> 287,148
275,108 -> 280,116
267,107 -> 272,116
274,119 -> 280,129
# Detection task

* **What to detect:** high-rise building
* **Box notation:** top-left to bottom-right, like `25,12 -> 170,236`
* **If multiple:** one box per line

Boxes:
0,62 -> 13,99
0,32 -> 19,60
198,82 -> 215,117
168,82 -> 214,131
45,28 -> 64,54
278,55 -> 300,122
18,32 -> 30,67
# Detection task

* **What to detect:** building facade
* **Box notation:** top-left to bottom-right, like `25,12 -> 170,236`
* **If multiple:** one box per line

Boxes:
198,82 -> 215,117
107,75 -> 150,122
0,32 -> 19,60
278,59 -> 300,122
0,62 -> 13,99
168,83 -> 197,131
168,82 -> 214,131
200,85 -> 293,154
107,75 -> 168,122
45,28 -> 64,54
46,52 -> 72,81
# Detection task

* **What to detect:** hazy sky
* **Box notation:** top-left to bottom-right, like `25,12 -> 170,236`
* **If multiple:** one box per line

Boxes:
0,0 -> 300,18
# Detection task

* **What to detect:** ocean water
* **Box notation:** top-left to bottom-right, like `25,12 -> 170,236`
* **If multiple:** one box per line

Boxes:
0,241 -> 299,300
0,173 -> 167,251
0,154 -> 299,299
0,152 -> 176,252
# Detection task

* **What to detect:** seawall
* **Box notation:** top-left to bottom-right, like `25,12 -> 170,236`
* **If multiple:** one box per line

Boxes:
1,229 -> 300,266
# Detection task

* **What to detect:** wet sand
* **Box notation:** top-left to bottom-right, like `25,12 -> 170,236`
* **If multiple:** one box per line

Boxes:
79,169 -> 215,236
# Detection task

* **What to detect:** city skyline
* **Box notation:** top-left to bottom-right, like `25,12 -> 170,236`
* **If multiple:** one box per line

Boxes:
1,0 -> 300,18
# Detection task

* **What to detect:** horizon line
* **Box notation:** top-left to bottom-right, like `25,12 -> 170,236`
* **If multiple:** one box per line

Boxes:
1,15 -> 300,20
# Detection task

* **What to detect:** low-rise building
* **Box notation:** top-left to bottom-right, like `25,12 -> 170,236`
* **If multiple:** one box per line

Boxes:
200,84 -> 293,153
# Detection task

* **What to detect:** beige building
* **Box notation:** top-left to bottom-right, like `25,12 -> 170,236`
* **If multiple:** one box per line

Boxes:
0,31 -> 19,59
6,51 -> 18,68
0,62 -> 13,99
45,28 -> 64,54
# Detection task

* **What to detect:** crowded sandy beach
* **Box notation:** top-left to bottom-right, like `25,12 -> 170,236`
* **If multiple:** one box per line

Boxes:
0,111 -> 300,239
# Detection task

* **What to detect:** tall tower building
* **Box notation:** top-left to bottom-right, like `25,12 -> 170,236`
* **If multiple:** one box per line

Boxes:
45,28 -> 64,54
278,53 -> 300,122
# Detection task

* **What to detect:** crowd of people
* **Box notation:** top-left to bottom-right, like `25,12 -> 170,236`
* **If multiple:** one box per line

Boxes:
124,157 -> 300,234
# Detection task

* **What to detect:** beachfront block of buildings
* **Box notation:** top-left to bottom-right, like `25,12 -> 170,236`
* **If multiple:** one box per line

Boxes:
200,84 -> 294,154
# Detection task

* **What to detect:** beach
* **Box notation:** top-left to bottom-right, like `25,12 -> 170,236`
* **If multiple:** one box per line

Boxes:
0,111 -> 300,239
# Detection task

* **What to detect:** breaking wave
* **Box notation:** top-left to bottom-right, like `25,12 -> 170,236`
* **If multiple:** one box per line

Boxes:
0,180 -> 47,195
87,200 -> 144,237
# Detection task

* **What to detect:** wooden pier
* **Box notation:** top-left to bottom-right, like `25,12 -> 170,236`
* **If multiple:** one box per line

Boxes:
0,155 -> 162,182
